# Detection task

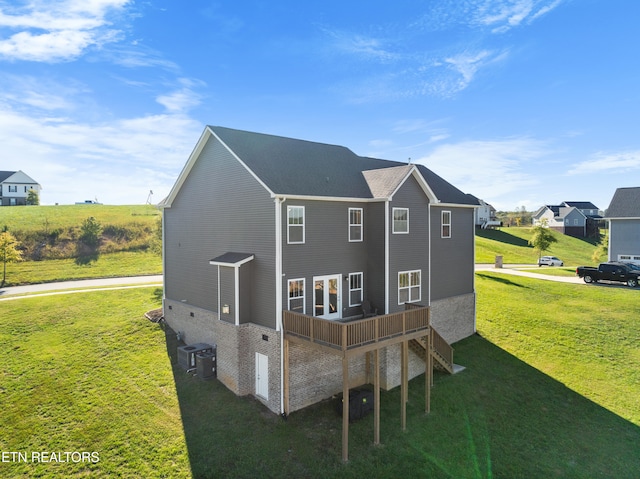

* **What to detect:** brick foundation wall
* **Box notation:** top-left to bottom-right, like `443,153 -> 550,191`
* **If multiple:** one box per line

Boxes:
430,292 -> 476,344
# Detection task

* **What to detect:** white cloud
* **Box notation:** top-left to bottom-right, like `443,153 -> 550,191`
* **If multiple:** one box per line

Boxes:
0,0 -> 130,62
0,81 -> 202,205
156,79 -> 205,113
568,151 -> 640,175
475,0 -> 565,33
324,28 -> 398,63
415,137 -> 550,205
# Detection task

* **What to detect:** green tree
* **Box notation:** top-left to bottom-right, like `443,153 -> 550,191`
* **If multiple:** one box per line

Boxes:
592,230 -> 609,263
0,231 -> 23,286
528,220 -> 558,260
80,216 -> 102,247
26,188 -> 39,205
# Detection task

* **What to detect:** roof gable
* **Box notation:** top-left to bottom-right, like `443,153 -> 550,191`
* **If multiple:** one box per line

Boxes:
606,187 -> 640,218
165,126 -> 478,207
0,170 -> 39,185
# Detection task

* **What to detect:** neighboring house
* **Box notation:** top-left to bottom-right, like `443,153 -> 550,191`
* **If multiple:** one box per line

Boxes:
533,201 -> 601,237
0,170 -> 41,206
468,195 -> 499,228
161,126 -> 478,415
605,187 -> 640,265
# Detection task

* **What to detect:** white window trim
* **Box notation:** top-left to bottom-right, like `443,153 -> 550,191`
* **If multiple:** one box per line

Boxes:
287,206 -> 305,244
392,207 -> 409,234
287,278 -> 305,314
398,270 -> 421,305
348,272 -> 363,307
348,207 -> 363,242
441,210 -> 451,238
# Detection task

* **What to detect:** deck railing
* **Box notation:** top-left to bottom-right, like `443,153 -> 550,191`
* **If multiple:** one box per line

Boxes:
430,326 -> 453,367
282,305 -> 429,352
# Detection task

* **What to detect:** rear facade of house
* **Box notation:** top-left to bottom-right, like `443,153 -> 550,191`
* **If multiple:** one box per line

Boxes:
162,126 -> 477,414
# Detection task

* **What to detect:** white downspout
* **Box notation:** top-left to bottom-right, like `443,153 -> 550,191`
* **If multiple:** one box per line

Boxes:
275,197 -> 285,414
385,200 -> 390,314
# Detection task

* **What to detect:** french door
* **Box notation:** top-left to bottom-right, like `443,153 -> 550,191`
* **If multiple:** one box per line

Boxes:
313,274 -> 341,320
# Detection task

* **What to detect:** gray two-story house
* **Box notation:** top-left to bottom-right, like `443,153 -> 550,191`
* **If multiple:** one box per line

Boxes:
606,187 -> 640,265
161,126 -> 478,414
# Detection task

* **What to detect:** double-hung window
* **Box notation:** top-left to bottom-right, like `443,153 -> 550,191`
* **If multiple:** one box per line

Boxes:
441,211 -> 451,238
287,206 -> 305,244
8,185 -> 17,193
288,279 -> 305,313
349,208 -> 363,242
393,208 -> 409,234
348,272 -> 363,307
398,270 -> 421,304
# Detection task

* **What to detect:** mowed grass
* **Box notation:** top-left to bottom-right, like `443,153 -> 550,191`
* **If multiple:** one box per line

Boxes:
0,204 -> 160,232
4,250 -> 162,285
0,204 -> 162,286
1,281 -> 639,478
475,227 -> 600,265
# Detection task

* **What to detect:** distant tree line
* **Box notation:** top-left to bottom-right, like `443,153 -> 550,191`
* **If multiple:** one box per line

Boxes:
496,207 -> 533,227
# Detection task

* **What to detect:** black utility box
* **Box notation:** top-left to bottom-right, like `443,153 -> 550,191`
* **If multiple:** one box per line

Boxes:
196,351 -> 217,380
336,389 -> 374,422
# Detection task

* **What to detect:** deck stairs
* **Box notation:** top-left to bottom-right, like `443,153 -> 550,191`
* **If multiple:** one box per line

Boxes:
409,327 -> 456,374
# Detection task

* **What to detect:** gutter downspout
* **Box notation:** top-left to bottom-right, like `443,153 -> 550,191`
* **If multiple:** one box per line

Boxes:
385,200 -> 389,314
275,196 -> 286,414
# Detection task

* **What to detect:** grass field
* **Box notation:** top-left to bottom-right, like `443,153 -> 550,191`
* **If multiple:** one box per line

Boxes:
0,204 -> 160,232
3,250 -> 162,286
475,227 -> 601,265
1,276 -> 638,478
0,204 -> 162,286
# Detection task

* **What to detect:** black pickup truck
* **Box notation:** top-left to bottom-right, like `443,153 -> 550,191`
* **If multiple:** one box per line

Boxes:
575,262 -> 640,287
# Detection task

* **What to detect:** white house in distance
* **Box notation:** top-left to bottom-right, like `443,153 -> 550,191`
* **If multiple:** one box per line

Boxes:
0,171 -> 41,206
468,195 -> 500,228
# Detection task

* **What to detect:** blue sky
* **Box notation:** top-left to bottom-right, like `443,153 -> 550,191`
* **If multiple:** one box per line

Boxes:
1,0 -> 638,211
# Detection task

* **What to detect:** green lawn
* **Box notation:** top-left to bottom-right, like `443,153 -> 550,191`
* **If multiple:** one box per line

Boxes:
0,204 -> 160,232
476,227 -> 601,266
2,250 -> 162,286
1,279 -> 638,478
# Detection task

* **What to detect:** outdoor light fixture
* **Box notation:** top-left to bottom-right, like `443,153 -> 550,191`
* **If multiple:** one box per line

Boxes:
222,304 -> 230,315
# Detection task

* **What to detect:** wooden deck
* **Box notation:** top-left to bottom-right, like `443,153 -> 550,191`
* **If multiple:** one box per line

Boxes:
282,304 -> 432,462
282,304 -> 430,357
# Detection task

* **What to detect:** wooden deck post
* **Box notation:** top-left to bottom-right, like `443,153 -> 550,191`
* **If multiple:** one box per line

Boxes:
425,330 -> 431,414
401,340 -> 408,431
374,348 -> 380,445
342,356 -> 349,462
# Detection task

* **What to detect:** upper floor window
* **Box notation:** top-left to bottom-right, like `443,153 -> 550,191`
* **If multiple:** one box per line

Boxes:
441,211 -> 451,238
349,208 -> 363,242
398,270 -> 421,304
287,206 -> 305,244
8,185 -> 17,193
393,208 -> 409,234
288,279 -> 305,313
348,272 -> 363,307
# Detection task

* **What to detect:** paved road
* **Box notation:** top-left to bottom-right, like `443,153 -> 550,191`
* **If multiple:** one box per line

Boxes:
0,275 -> 163,300
0,266 -> 583,301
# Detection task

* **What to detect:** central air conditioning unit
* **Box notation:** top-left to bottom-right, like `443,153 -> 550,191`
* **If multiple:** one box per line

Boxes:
177,343 -> 214,371
196,348 -> 217,380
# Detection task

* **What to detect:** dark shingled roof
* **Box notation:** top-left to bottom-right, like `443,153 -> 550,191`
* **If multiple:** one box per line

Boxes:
563,201 -> 599,210
210,126 -> 477,206
606,187 -> 640,218
209,252 -> 255,266
0,171 -> 16,182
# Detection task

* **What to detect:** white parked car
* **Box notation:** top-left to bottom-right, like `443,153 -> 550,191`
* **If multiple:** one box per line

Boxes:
538,256 -> 564,267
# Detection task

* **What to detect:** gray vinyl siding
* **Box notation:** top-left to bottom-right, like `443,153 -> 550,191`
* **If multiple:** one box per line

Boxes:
388,176 -> 430,312
219,266 -> 235,324
282,199 -> 372,319
609,219 -> 640,260
164,134 -> 277,329
365,202 -> 386,313
430,206 -> 475,300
